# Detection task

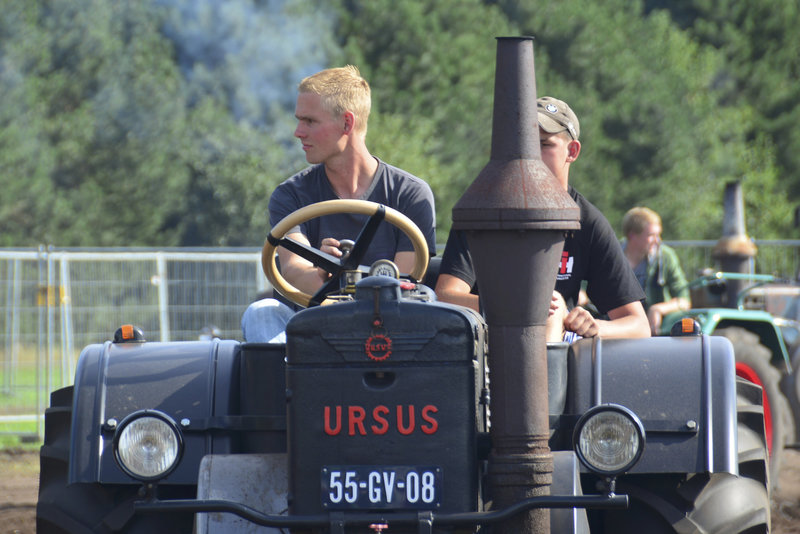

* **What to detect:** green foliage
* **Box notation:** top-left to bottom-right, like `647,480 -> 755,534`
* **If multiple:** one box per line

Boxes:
0,2 -> 54,246
367,111 -> 452,244
494,0 -> 794,241
2,1 -> 183,245
0,0 -> 318,247
176,98 -> 298,246
0,0 -> 798,248
332,0 -> 516,233
666,1 -> 800,182
646,0 -> 800,235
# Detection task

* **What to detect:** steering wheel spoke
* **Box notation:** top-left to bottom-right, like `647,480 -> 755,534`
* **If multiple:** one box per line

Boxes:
310,276 -> 343,307
279,236 -> 343,273
262,199 -> 429,308
344,205 -> 386,269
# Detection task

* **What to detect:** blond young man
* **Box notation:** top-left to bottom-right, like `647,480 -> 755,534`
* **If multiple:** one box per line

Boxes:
242,66 -> 436,342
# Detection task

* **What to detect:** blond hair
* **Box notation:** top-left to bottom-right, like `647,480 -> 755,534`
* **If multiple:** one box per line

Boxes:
298,65 -> 371,136
622,206 -> 661,236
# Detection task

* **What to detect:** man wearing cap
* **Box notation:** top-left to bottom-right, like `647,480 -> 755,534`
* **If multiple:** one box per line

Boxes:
435,96 -> 650,340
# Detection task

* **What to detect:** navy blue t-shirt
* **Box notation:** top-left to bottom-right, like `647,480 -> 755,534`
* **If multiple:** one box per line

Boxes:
268,158 -> 437,266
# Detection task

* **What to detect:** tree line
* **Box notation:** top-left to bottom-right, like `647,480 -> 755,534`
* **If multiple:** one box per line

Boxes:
1,0 -> 798,248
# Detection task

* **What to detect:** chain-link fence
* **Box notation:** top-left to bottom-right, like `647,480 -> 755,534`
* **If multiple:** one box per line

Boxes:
667,240 -> 800,281
2,241 -> 800,440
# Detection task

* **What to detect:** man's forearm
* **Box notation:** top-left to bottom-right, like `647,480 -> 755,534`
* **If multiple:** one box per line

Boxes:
282,264 -> 326,295
597,302 -> 651,339
438,291 -> 480,312
595,314 -> 651,338
651,297 -> 690,316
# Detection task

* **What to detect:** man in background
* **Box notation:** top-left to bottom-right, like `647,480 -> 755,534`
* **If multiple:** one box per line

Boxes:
622,206 -> 690,335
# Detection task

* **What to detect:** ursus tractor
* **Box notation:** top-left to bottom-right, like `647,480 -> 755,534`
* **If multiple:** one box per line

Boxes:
36,37 -> 771,534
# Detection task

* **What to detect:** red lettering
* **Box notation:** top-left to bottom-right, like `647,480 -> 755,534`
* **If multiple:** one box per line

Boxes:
396,405 -> 415,435
371,405 -> 390,435
365,334 -> 392,361
421,404 -> 439,434
323,403 -> 439,436
324,406 -> 341,436
348,406 -> 366,436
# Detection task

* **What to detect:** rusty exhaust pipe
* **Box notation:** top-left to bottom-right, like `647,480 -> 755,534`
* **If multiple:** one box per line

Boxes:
452,37 -> 580,533
713,181 -> 757,306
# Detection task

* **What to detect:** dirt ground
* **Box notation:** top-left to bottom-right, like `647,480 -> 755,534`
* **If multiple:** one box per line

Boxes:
774,449 -> 800,533
2,447 -> 799,533
0,448 -> 38,534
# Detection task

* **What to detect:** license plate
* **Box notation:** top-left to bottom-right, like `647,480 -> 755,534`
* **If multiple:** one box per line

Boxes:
321,466 -> 441,509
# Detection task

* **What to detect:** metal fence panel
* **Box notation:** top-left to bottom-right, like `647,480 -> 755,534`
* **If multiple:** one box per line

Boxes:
0,248 -> 267,438
2,241 -> 800,439
1,250 -> 45,436
667,240 -> 800,281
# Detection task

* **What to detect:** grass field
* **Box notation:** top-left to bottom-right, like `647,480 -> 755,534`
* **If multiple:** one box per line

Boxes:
0,421 -> 41,447
1,346 -> 70,443
0,433 -> 40,450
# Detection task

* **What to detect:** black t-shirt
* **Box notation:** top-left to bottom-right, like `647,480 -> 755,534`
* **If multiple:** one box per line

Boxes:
439,186 -> 644,314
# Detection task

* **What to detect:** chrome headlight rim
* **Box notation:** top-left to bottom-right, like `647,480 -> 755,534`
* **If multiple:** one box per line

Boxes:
572,403 -> 645,476
113,409 -> 184,482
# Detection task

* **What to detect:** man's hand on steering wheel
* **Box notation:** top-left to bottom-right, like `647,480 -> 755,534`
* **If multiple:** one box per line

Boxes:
318,238 -> 345,260
312,238 -> 349,283
262,200 -> 429,308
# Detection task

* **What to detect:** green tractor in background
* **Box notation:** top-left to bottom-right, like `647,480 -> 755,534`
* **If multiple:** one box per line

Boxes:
661,182 -> 800,487
662,271 -> 800,484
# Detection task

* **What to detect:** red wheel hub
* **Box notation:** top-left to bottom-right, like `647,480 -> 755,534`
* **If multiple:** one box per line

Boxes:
736,362 -> 774,454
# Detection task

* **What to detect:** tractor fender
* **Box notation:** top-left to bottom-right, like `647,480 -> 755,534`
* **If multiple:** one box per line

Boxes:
565,335 -> 738,475
664,308 -> 791,372
68,338 -> 242,485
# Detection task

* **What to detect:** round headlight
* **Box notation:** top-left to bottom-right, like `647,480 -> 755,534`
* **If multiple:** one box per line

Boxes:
573,404 -> 645,476
114,411 -> 183,481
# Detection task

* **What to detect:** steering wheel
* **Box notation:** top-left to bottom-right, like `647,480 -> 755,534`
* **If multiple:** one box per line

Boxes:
262,199 -> 429,308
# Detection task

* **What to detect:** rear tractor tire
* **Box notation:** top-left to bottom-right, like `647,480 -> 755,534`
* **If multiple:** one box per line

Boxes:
717,326 -> 790,487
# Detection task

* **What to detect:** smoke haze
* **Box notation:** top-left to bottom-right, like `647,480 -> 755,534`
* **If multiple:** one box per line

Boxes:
154,0 -> 338,128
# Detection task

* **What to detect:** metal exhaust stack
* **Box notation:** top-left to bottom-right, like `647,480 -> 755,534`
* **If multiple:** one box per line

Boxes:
713,181 -> 757,305
452,37 -> 580,533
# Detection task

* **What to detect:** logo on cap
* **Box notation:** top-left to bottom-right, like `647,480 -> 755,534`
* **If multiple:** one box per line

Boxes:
545,103 -> 558,114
